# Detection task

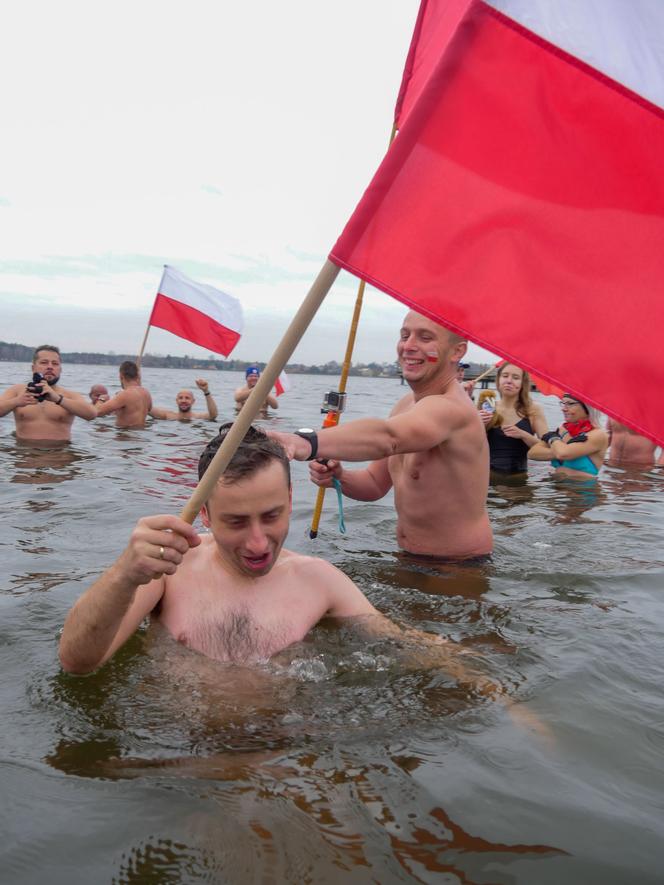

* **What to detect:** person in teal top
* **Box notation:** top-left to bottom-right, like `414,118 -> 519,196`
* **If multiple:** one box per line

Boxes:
528,394 -> 608,480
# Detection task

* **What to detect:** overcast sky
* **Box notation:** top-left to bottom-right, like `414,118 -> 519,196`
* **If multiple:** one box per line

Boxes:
0,1 -> 496,366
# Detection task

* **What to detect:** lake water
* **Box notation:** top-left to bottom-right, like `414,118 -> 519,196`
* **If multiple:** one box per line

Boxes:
1,361 -> 663,884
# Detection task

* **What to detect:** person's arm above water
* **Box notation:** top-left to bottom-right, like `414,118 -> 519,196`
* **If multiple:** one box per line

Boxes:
149,405 -> 171,420
59,514 -> 201,674
195,379 -> 218,420
317,560 -> 499,693
528,427 -> 565,461
309,456 -> 393,502
0,384 -> 38,417
548,429 -> 608,461
39,380 -> 97,420
271,396 -> 466,463
265,392 -> 278,410
95,389 -> 127,417
502,404 -> 548,447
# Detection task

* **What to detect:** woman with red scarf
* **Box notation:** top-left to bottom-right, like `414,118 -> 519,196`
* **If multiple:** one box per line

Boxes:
528,395 -> 608,480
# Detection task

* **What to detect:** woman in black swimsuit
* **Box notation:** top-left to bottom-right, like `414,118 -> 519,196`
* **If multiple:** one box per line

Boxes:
479,363 -> 548,475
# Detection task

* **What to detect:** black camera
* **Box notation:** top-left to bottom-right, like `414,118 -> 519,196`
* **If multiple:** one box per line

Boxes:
27,372 -> 47,402
321,390 -> 347,414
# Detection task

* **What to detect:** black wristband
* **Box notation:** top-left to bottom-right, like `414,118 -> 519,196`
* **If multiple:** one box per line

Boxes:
203,391 -> 211,396
294,430 -> 318,460
541,431 -> 562,446
56,394 -> 64,406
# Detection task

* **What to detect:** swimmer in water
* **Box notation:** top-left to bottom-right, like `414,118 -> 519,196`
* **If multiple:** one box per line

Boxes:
59,424 -> 487,688
0,344 -> 95,442
271,311 -> 493,561
94,361 -> 153,429
234,366 -> 278,416
150,378 -> 218,421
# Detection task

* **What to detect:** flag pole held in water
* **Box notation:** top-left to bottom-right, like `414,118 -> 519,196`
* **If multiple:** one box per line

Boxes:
179,260 -> 341,524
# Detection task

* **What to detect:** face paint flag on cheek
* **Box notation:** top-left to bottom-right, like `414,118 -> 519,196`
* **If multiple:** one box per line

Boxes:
426,351 -> 439,363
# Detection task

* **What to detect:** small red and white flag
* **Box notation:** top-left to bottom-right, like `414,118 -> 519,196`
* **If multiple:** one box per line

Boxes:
274,371 -> 291,397
149,265 -> 243,357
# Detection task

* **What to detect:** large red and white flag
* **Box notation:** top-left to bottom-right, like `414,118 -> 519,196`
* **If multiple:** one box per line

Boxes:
330,0 -> 664,445
274,371 -> 291,397
150,265 -> 243,357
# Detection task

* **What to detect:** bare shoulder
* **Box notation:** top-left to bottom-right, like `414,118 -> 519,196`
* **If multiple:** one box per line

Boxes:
1,383 -> 24,398
278,548 -> 341,580
278,549 -> 377,617
390,391 -> 415,417
412,387 -> 475,425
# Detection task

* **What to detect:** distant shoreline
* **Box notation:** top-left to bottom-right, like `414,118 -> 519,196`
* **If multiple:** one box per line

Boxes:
1,341 -> 422,379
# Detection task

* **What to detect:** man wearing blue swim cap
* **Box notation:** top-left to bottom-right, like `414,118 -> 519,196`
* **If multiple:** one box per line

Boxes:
234,366 -> 278,417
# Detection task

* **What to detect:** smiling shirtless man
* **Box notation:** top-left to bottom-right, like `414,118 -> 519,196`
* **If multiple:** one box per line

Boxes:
60,424 -> 494,693
0,345 -> 96,442
270,311 -> 492,561
149,378 -> 218,422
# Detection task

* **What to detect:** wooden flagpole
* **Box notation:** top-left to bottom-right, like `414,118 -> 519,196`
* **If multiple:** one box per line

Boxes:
308,278 -> 366,538
136,319 -> 152,369
179,259 -> 340,524
472,364 -> 499,385
309,124 -> 399,539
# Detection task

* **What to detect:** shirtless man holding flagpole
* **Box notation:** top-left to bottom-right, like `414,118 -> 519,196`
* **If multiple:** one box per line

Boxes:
270,311 -> 492,561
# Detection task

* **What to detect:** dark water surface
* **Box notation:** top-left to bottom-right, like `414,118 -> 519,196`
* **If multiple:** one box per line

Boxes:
1,363 -> 662,884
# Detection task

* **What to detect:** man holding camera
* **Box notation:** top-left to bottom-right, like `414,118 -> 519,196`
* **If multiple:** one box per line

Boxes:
0,345 -> 96,442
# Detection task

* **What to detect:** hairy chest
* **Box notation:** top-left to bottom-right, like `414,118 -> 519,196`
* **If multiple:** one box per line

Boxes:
157,598 -> 313,665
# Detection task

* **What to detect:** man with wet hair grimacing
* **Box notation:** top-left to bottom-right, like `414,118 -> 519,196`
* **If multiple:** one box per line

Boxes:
59,423 -> 486,687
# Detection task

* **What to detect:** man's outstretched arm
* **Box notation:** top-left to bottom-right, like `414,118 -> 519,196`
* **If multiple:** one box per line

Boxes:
271,396 -> 465,463
95,391 -> 125,417
59,515 -> 200,674
39,381 -> 97,420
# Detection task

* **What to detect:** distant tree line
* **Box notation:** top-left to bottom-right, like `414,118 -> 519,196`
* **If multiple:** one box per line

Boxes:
0,340 -> 415,378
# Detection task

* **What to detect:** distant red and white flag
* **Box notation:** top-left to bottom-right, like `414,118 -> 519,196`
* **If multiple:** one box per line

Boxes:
274,371 -> 291,397
149,265 -> 243,357
330,0 -> 664,445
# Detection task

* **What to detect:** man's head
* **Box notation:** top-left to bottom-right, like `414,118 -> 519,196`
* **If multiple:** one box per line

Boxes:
245,366 -> 260,389
89,384 -> 109,404
198,423 -> 291,578
175,390 -> 195,412
32,345 -> 62,386
456,362 -> 470,381
119,360 -> 140,385
397,312 -> 467,387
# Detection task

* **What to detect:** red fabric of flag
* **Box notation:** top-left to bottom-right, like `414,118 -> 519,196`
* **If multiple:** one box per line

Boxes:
330,1 -> 664,445
150,266 -> 243,357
